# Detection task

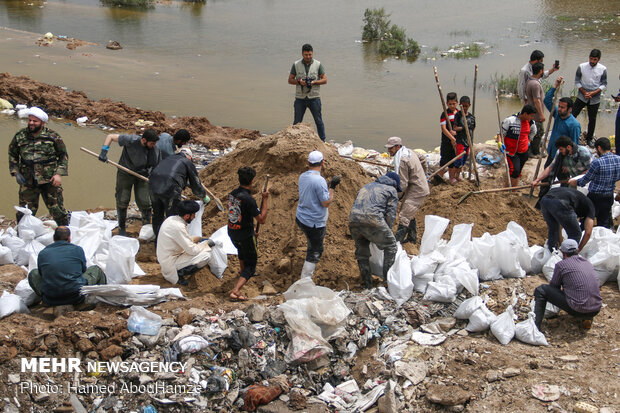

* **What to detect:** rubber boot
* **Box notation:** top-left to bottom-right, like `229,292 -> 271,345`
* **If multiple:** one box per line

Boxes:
117,208 -> 127,236
300,261 -> 316,279
357,260 -> 373,289
382,248 -> 397,281
395,224 -> 408,243
405,219 -> 418,244
141,209 -> 152,225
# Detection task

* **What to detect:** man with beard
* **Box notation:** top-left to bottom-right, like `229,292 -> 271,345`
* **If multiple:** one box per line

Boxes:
573,49 -> 607,147
8,107 -> 69,225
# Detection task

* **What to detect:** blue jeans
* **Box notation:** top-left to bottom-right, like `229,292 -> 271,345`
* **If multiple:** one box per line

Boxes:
296,217 -> 326,263
540,197 -> 582,251
294,98 -> 326,141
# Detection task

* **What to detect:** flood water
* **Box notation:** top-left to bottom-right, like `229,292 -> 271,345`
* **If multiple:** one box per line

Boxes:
0,0 -> 619,216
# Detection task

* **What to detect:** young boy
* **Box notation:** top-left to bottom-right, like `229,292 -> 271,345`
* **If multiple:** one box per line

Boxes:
439,92 -> 458,184
227,166 -> 269,301
453,96 -> 476,182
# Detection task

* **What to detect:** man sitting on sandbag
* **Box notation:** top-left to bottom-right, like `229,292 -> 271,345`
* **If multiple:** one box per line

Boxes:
349,172 -> 400,289
28,226 -> 107,309
534,239 -> 602,331
156,200 -> 216,285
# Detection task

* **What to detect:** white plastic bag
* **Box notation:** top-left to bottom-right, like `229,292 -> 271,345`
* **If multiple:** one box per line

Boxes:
411,255 -> 438,276
420,215 -> 450,256
210,225 -> 238,255
369,243 -> 384,277
14,279 -> 40,307
470,233 -> 501,281
455,267 -> 479,296
0,290 -> 29,318
542,250 -> 562,282
515,313 -> 548,346
445,223 -> 473,259
454,296 -> 483,319
127,306 -> 162,335
490,306 -> 516,345
105,236 -> 140,284
138,224 -> 155,242
1,228 -> 26,264
413,273 -> 433,294
494,231 -> 526,278
466,305 -> 496,332
175,335 -> 209,353
187,201 -> 204,238
208,244 -> 227,279
0,246 -> 13,265
530,246 -> 550,275
35,231 -> 55,247
387,248 -> 413,306
19,231 -> 45,269
15,206 -> 47,237
423,282 -> 457,303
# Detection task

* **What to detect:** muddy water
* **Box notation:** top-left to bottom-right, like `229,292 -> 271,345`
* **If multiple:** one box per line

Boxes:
0,0 -> 619,217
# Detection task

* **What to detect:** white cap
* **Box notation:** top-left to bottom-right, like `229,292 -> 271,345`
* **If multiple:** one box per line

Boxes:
28,107 -> 48,123
179,148 -> 193,159
308,150 -> 324,164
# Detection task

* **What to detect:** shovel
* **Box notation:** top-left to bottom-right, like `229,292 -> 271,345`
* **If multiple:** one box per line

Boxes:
457,182 -> 549,205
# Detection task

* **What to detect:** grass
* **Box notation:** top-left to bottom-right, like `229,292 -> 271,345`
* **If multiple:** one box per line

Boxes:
491,73 -> 518,95
453,43 -> 483,59
361,8 -> 421,60
555,15 -> 574,22
449,29 -> 471,37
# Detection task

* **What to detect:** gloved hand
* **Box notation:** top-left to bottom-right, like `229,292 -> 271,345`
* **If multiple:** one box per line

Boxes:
329,175 -> 341,189
99,145 -> 109,162
14,172 -> 26,185
500,144 -> 506,154
202,195 -> 211,204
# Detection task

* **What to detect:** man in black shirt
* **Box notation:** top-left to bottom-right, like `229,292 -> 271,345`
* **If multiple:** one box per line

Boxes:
540,187 -> 595,252
227,166 -> 269,300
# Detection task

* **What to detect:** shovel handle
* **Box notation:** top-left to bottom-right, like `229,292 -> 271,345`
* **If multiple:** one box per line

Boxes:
255,175 -> 270,235
81,147 -> 149,182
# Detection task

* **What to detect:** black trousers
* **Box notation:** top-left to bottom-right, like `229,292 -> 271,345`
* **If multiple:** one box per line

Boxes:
295,217 -> 326,263
534,284 -> 599,329
572,99 -> 600,141
587,192 -> 614,229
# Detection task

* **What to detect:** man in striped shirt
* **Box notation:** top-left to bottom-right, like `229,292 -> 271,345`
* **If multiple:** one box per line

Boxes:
569,137 -> 620,228
534,239 -> 602,331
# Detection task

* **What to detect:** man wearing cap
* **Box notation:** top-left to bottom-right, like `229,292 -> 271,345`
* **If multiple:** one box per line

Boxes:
385,137 -> 429,244
540,187 -> 595,252
99,129 -> 161,236
296,151 -> 341,279
8,107 -> 70,225
533,239 -> 602,331
157,129 -> 192,159
149,147 -> 210,239
288,43 -> 328,141
349,172 -> 401,289
156,200 -> 215,285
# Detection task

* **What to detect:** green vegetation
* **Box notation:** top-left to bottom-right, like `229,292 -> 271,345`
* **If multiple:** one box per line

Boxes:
491,73 -> 518,95
100,0 -> 154,7
449,29 -> 471,37
362,8 -> 420,60
452,43 -> 483,59
555,15 -> 574,22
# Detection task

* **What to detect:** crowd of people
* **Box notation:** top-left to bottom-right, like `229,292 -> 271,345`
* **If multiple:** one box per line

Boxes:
7,45 -> 619,334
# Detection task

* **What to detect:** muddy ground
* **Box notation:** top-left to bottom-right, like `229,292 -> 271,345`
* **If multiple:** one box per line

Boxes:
0,82 -> 619,411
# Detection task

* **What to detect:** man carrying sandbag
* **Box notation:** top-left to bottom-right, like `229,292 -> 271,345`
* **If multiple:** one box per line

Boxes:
156,200 -> 216,286
349,172 -> 400,289
28,226 -> 107,310
534,239 -> 602,330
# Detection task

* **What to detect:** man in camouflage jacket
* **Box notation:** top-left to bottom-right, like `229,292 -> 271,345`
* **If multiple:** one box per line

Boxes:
8,107 -> 69,225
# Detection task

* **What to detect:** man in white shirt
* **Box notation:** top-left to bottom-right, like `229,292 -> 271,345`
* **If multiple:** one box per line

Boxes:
156,200 -> 214,285
574,49 -> 608,147
517,50 -> 558,104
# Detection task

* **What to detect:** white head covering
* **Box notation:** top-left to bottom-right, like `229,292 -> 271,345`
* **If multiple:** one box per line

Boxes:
28,107 -> 48,123
308,150 -> 324,163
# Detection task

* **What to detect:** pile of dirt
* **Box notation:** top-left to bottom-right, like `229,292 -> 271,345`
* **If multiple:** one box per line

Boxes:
0,72 -> 260,148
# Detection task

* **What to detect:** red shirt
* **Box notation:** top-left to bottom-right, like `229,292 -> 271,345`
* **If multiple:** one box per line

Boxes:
517,120 -> 530,153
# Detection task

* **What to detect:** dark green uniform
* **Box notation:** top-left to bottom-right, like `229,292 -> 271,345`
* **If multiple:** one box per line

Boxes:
8,126 -> 69,225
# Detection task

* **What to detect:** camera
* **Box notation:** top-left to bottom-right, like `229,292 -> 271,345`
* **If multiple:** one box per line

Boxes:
554,60 -> 560,69
302,76 -> 316,90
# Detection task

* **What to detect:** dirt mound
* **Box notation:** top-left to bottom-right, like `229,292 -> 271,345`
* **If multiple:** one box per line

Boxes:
0,72 -> 260,148
194,125 -> 549,295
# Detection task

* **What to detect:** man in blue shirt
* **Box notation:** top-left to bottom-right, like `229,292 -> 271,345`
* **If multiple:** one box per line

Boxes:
543,77 -> 582,163
570,137 -> 620,228
157,129 -> 191,159
28,226 -> 107,308
295,151 -> 340,279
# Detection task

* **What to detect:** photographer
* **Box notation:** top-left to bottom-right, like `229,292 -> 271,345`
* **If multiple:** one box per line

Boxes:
288,43 -> 328,141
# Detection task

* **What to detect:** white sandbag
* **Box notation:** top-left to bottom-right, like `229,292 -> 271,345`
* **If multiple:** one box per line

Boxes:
494,232 -> 526,278
613,200 -> 620,219
455,267 -> 479,296
138,224 -> 155,242
466,305 -> 496,332
0,246 -> 13,265
187,201 -> 204,238
490,306 -> 516,345
542,250 -> 562,282
412,273 -> 433,294
434,274 -> 461,294
35,230 -> 55,247
208,244 -> 227,280
420,215 -> 450,256
470,233 -> 501,281
105,236 -> 140,284
423,282 -> 457,303
369,242 -> 384,277
387,249 -> 413,306
210,225 -> 238,255
545,302 -> 560,317
1,228 -> 26,264
410,255 -> 438,276
20,234 -> 45,270
454,296 -> 484,319
14,279 -> 40,307
530,246 -> 550,275
15,206 -> 47,237
337,141 -> 354,157
515,314 -> 548,346
0,290 -> 29,318
446,223 -> 474,259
